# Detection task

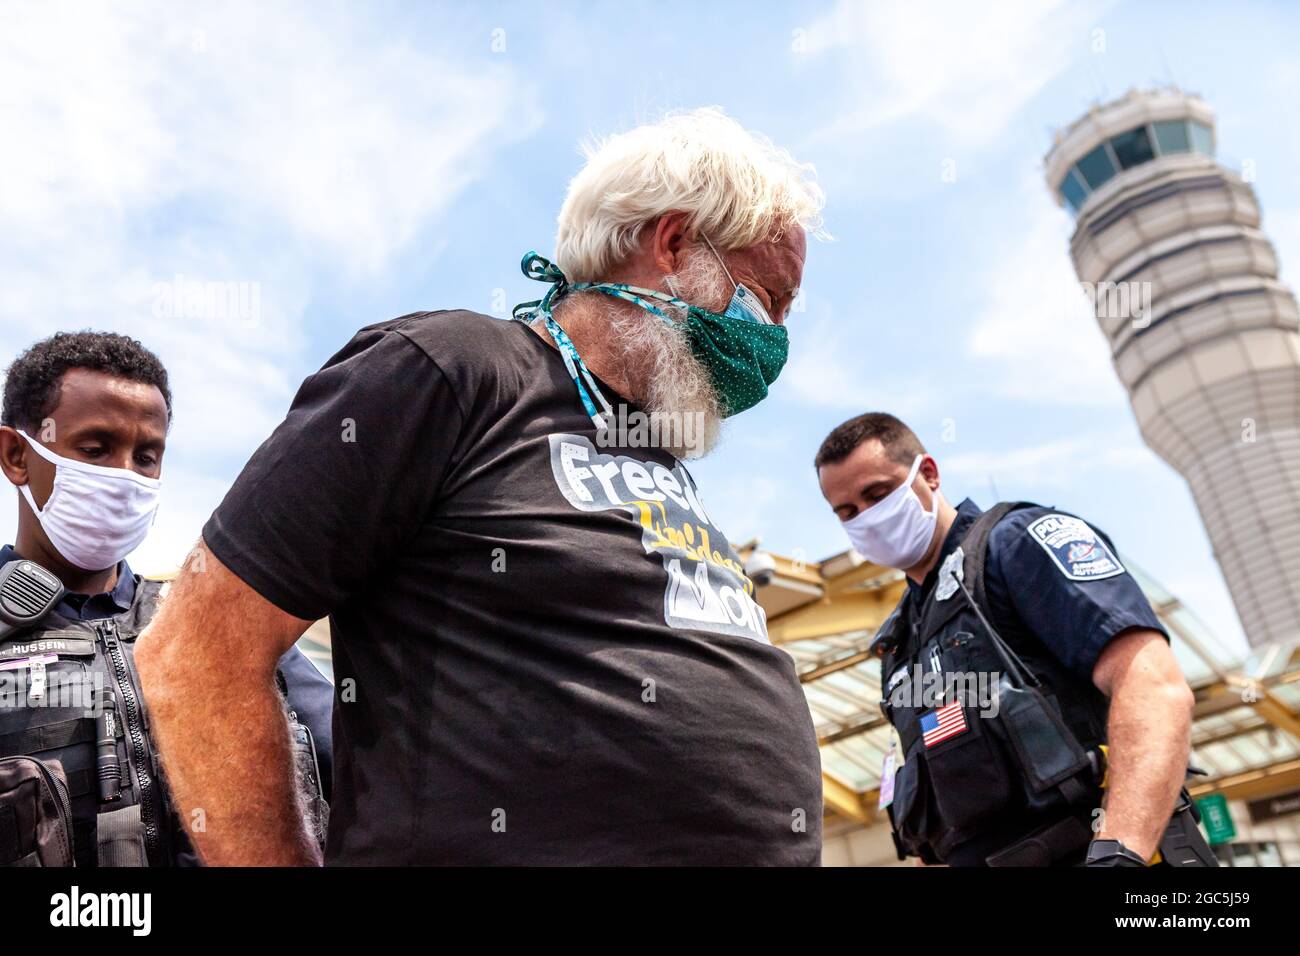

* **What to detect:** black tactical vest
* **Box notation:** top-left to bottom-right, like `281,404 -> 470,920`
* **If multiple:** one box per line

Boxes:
876,503 -> 1111,864
0,576 -> 327,866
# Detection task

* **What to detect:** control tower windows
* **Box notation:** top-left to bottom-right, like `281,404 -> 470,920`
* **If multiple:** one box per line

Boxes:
1153,119 -> 1191,155
1111,126 -> 1156,169
1077,143 -> 1118,189
1190,121 -> 1214,156
1056,118 -> 1218,215
1060,168 -> 1089,213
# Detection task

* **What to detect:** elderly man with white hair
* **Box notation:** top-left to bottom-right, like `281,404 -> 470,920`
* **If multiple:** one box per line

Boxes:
135,108 -> 826,865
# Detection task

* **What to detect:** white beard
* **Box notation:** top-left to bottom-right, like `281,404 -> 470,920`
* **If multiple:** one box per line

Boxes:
606,248 -> 731,460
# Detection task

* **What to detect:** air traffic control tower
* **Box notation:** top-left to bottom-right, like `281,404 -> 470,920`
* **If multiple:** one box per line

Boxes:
1045,88 -> 1300,647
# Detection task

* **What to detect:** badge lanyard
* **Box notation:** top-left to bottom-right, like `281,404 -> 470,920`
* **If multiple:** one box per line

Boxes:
542,313 -> 614,430
513,251 -> 615,430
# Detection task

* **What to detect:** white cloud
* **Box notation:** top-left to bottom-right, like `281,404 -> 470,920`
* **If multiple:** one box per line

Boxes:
801,0 -> 1110,149
702,474 -> 784,548
0,1 -> 541,569
965,172 -> 1131,406
942,434 -> 1155,489
782,314 -> 878,409
781,310 -> 939,422
0,3 -> 537,273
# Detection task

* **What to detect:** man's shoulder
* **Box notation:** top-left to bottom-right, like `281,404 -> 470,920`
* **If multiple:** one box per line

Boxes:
986,503 -> 1111,543
310,311 -> 537,401
319,310 -> 545,416
986,503 -> 1127,583
357,310 -> 526,363
986,503 -> 1058,544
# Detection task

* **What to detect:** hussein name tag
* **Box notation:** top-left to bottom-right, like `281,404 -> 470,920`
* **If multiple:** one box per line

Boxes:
0,637 -> 96,662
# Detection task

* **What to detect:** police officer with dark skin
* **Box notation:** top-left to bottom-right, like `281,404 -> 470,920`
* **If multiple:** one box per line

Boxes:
816,413 -> 1204,868
0,332 -> 333,863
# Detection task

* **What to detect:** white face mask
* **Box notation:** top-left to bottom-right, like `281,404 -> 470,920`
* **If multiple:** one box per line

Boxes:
840,454 -> 940,570
16,430 -> 161,571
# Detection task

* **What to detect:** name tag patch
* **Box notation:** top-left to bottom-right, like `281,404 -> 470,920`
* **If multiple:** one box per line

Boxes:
0,637 -> 96,662
1027,514 -> 1125,582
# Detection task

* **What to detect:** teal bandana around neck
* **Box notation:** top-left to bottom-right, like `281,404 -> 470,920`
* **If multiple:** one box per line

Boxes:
512,251 -> 789,418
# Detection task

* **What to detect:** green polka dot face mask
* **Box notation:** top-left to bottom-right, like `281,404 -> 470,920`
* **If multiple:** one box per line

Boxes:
513,240 -> 789,419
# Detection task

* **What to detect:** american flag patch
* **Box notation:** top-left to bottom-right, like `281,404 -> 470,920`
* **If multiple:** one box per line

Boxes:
921,699 -> 968,747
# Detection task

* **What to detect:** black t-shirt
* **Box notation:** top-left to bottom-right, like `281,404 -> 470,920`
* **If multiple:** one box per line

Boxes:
203,310 -> 822,865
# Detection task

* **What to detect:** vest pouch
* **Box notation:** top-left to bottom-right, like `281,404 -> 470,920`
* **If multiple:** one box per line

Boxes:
994,674 -> 1090,794
0,755 -> 75,866
921,698 -> 1014,851
887,745 -> 937,859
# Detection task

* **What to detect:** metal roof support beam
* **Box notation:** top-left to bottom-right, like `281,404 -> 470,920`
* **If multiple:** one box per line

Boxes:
821,772 -> 875,825
1189,759 -> 1300,804
823,560 -> 898,595
768,589 -> 902,644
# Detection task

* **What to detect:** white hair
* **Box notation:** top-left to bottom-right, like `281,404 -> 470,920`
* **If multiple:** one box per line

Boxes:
554,107 -> 825,282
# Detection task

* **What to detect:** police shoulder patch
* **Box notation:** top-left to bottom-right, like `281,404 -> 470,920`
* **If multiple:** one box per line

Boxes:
1025,513 -> 1125,582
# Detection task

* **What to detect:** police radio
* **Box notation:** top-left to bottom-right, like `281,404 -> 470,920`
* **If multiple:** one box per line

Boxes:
0,559 -> 65,641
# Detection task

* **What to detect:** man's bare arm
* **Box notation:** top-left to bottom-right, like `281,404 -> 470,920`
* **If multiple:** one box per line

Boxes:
134,538 -> 320,866
1091,627 -> 1195,861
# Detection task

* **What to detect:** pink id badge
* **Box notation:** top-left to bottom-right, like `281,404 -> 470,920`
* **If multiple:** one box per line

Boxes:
878,745 -> 897,810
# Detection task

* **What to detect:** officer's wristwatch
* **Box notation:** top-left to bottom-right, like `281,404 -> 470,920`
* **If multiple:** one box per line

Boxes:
1085,839 -> 1148,867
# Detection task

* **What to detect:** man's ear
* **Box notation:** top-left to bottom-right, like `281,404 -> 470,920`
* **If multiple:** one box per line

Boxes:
0,426 -> 29,487
648,211 -> 693,276
920,454 -> 941,493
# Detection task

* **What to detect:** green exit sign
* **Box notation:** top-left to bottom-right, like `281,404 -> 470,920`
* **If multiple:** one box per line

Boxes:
1196,793 -> 1237,845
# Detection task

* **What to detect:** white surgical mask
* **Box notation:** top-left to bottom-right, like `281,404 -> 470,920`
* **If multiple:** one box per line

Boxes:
16,430 -> 161,571
700,234 -> 775,326
840,454 -> 940,570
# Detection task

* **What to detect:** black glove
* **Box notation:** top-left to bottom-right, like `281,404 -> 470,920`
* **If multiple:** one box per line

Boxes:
1085,839 -> 1148,867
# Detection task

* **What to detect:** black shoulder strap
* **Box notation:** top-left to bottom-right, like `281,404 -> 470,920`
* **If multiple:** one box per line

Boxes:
947,501 -> 1046,689
960,501 -> 1036,612
121,577 -> 167,637
869,596 -> 909,657
919,501 -> 1030,634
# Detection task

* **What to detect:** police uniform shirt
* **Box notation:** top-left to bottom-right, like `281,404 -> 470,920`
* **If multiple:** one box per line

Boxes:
0,544 -> 135,621
202,310 -> 823,865
907,499 -> 1168,684
904,499 -> 1169,865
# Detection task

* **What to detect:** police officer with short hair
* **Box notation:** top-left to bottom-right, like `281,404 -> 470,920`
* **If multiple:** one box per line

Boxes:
816,412 -> 1216,867
0,331 -> 333,866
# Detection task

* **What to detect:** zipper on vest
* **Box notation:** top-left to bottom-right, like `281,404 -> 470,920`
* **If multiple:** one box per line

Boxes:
97,620 -> 159,863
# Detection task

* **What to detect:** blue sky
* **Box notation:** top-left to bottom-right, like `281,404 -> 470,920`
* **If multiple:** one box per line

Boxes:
4,0 -> 1298,649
